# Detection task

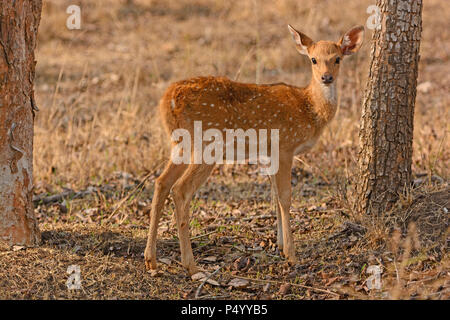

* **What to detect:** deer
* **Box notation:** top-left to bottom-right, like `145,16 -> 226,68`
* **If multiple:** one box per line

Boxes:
144,24 -> 364,275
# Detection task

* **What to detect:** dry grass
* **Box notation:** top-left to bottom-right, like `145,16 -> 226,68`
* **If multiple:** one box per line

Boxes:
34,0 -> 449,187
1,0 -> 448,299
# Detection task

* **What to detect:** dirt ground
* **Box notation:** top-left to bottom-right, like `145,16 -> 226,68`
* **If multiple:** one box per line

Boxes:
0,0 -> 448,299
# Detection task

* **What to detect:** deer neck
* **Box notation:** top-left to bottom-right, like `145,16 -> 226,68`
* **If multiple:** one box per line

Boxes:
306,78 -> 338,124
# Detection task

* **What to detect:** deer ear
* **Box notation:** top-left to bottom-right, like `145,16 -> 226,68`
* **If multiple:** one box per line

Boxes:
339,25 -> 364,55
288,24 -> 314,56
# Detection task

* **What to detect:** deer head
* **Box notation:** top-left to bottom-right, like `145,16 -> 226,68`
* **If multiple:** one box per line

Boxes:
288,25 -> 364,86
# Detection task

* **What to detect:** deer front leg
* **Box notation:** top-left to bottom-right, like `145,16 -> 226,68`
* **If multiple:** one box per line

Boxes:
269,175 -> 283,251
274,154 -> 296,263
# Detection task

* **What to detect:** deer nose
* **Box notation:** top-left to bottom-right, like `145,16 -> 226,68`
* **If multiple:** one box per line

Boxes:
321,74 -> 333,84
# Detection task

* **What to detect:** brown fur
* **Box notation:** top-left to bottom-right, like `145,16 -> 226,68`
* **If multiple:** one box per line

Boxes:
145,25 -> 365,275
160,76 -> 324,153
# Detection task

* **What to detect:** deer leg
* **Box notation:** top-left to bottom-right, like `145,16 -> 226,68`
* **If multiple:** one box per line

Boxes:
172,163 -> 215,275
145,161 -> 187,271
269,175 -> 283,250
274,155 -> 296,263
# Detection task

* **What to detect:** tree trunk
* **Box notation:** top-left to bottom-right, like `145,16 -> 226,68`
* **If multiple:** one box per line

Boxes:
0,0 -> 42,245
355,0 -> 423,216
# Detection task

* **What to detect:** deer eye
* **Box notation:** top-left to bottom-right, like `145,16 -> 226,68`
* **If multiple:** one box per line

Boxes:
335,57 -> 341,64
311,58 -> 317,64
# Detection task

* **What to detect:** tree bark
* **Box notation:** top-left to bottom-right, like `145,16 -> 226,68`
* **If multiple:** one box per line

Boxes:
355,0 -> 423,216
0,0 -> 42,245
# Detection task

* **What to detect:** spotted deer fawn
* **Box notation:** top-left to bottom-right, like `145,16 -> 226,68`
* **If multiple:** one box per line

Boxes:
144,25 -> 364,275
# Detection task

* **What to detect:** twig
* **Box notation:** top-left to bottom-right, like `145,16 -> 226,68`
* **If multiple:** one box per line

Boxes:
168,257 -> 184,267
194,294 -> 231,300
231,275 -> 341,297
106,161 -> 165,221
406,275 -> 440,286
426,288 -> 449,298
165,230 -> 220,244
225,215 -> 274,222
195,265 -> 224,299
394,259 -> 400,284
294,156 -> 331,184
229,244 -> 247,253
234,47 -> 255,81
106,173 -> 152,221
191,230 -> 219,241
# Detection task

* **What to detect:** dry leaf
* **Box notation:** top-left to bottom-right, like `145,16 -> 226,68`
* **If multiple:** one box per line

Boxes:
191,272 -> 207,281
228,278 -> 249,288
149,270 -> 163,277
325,277 -> 339,286
191,272 -> 220,286
203,256 -> 217,262
205,279 -> 221,287
158,258 -> 172,265
279,283 -> 291,295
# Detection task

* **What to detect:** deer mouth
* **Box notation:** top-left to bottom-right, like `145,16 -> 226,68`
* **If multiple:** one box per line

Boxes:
322,79 -> 334,85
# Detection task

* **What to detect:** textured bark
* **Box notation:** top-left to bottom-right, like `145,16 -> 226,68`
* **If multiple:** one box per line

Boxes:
355,0 -> 423,216
0,0 -> 42,245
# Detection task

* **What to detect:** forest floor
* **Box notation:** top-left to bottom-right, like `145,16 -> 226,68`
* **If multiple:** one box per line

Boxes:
1,170 -> 448,299
0,0 -> 448,299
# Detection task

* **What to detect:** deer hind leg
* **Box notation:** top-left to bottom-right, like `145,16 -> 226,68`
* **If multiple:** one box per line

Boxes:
172,163 -> 215,275
273,155 -> 296,263
269,175 -> 283,251
144,161 -> 188,271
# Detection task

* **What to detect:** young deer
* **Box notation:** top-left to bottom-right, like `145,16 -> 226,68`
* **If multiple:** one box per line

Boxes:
144,25 -> 364,275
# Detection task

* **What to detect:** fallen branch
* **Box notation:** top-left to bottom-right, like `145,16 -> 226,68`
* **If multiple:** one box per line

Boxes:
328,221 -> 367,240
195,265 -> 225,299
32,187 -> 100,205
